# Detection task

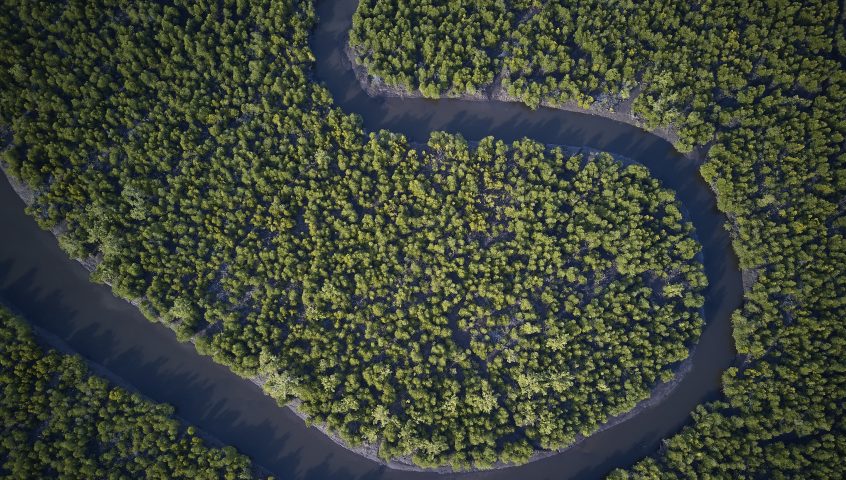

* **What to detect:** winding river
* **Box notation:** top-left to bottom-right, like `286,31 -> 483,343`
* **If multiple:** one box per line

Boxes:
0,1 -> 742,478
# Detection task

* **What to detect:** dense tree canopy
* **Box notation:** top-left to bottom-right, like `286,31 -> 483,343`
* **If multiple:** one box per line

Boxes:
350,0 -> 846,476
0,0 -> 707,469
350,0 -> 528,97
0,307 -> 261,479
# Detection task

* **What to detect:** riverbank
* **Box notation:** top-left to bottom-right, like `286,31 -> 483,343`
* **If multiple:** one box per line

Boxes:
278,336 -> 698,474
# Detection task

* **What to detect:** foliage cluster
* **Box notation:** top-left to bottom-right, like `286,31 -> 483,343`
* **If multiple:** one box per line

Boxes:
350,0 -> 534,97
0,307 -> 260,479
0,0 -> 705,468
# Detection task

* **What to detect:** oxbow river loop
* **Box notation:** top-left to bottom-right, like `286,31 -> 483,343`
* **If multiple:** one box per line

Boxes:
0,1 -> 742,478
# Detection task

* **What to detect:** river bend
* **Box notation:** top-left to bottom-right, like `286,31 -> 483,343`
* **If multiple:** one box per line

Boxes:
0,1 -> 742,478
